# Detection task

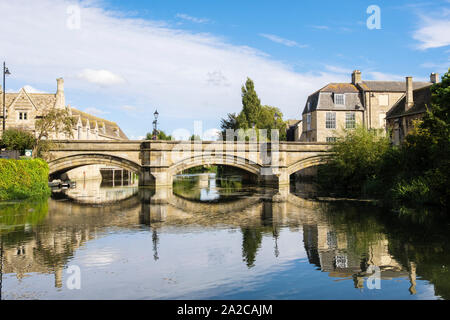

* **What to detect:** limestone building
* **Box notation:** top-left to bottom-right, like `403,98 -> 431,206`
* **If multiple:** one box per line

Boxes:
0,78 -> 127,141
0,78 -> 129,180
300,70 -> 435,142
385,74 -> 438,145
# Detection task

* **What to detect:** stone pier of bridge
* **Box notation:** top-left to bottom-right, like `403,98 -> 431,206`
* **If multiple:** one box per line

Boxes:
47,140 -> 330,199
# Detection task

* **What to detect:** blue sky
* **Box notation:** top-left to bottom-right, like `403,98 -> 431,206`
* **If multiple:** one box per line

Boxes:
1,0 -> 449,139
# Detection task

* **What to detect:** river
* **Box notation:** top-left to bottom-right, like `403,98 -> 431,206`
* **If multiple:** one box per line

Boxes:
0,173 -> 448,299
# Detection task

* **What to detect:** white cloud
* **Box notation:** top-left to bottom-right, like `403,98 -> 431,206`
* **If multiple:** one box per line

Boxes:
324,65 -> 353,74
259,34 -> 308,48
413,15 -> 450,49
23,85 -> 46,93
120,105 -> 138,111
0,0 -> 345,137
77,69 -> 125,86
176,13 -> 210,24
311,25 -> 329,30
366,71 -> 405,81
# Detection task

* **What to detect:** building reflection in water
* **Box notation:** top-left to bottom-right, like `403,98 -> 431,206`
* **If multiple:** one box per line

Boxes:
0,176 -> 449,299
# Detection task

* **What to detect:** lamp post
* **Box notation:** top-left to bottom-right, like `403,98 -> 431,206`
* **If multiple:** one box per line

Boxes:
2,62 -> 11,133
152,110 -> 159,140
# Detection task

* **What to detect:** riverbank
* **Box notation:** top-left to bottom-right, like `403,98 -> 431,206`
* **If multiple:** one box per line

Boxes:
0,158 -> 51,201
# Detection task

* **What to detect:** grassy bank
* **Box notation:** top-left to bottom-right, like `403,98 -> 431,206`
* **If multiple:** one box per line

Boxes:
0,158 -> 51,201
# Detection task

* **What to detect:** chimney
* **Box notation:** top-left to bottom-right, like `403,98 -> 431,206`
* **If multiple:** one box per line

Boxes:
406,76 -> 414,111
352,70 -> 362,85
55,77 -> 65,109
430,73 -> 439,84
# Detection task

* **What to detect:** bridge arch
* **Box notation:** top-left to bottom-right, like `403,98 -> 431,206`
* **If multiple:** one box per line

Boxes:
286,155 -> 327,176
48,153 -> 142,180
168,154 -> 261,177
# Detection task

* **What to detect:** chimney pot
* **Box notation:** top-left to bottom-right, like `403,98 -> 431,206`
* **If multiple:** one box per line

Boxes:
406,76 -> 414,111
430,73 -> 439,84
352,70 -> 362,85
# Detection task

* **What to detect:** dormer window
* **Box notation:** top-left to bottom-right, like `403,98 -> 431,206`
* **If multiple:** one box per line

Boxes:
334,94 -> 345,105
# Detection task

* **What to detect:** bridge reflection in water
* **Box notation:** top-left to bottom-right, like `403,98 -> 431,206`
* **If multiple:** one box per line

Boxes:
0,175 -> 449,299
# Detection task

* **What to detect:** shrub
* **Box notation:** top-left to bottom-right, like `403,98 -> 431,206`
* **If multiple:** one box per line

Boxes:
1,128 -> 36,154
0,158 -> 51,200
316,125 -> 390,197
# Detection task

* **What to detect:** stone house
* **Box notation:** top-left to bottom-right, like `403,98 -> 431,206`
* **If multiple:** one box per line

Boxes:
0,78 -> 127,141
286,119 -> 302,141
300,70 -> 434,142
385,74 -> 438,145
1,78 -> 129,180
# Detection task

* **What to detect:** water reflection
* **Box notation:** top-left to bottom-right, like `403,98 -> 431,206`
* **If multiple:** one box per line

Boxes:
0,175 -> 448,299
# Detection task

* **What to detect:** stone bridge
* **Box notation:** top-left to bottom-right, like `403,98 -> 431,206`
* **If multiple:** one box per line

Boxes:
47,140 -> 330,188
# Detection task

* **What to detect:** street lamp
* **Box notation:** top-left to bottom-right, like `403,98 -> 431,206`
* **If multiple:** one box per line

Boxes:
274,112 -> 280,128
2,62 -> 11,132
152,109 -> 159,140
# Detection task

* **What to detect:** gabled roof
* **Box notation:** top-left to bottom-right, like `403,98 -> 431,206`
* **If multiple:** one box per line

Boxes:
386,86 -> 432,119
358,81 -> 431,92
319,83 -> 359,93
1,88 -> 56,110
302,83 -> 363,114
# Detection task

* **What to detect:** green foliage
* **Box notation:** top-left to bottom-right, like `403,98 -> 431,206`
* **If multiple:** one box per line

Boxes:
145,130 -> 173,140
0,158 -> 51,201
0,199 -> 49,235
317,125 -> 390,196
317,68 -> 450,212
34,107 -> 75,158
220,78 -> 287,140
1,128 -> 36,153
190,134 -> 201,141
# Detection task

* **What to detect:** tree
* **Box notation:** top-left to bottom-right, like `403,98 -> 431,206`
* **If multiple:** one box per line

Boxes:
240,77 -> 261,129
1,128 -> 36,153
189,134 -> 201,141
219,78 -> 287,141
145,130 -> 173,140
398,67 -> 450,207
34,107 -> 75,158
317,125 -> 390,196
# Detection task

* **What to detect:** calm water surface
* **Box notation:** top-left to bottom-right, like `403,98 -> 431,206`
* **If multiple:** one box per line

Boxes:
0,174 -> 449,300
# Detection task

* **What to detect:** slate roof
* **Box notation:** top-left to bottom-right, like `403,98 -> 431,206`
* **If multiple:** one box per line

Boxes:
302,83 -> 364,114
358,81 -> 431,92
385,85 -> 432,119
70,107 -> 128,140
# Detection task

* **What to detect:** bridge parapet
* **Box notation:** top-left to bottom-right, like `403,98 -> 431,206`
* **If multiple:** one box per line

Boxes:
48,140 -> 330,189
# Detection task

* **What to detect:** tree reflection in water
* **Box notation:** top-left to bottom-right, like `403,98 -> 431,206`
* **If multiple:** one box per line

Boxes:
0,176 -> 448,299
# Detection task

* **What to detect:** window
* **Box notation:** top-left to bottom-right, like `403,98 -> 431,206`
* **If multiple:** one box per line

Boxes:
335,255 -> 348,268
378,94 -> 389,106
345,112 -> 356,129
325,112 -> 336,129
306,114 -> 311,131
326,137 -> 337,143
334,94 -> 345,105
327,231 -> 337,248
19,112 -> 28,120
379,113 -> 385,127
